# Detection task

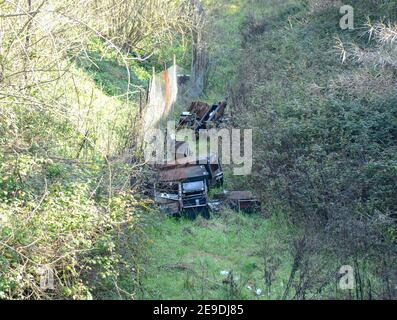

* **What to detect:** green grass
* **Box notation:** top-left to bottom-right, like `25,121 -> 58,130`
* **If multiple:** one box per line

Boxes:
76,43 -> 151,97
140,210 -> 292,300
137,0 -> 296,300
202,0 -> 246,101
82,0 -> 397,300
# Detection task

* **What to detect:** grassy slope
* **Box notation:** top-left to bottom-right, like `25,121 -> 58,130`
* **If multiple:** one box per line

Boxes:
138,0 -> 394,300
140,211 -> 292,300
0,39 -> 153,299
67,0 -> 395,300
138,0 -> 297,300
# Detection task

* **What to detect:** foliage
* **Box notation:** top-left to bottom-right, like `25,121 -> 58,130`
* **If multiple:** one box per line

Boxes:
230,0 -> 397,299
2,0 -> 397,301
0,0 -> 194,299
0,154 -> 154,299
140,210 -> 292,300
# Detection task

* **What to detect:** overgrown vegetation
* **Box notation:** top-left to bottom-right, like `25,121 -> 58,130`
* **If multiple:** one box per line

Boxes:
140,0 -> 397,300
1,0 -> 396,300
141,211 -> 292,300
0,0 -> 193,299
229,0 -> 397,299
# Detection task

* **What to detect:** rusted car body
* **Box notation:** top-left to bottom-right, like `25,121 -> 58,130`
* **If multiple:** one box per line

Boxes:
155,153 -> 224,188
154,165 -> 210,219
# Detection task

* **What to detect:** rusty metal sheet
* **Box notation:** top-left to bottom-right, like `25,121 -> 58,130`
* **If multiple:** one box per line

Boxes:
156,153 -> 219,170
159,201 -> 180,216
158,165 -> 208,182
188,101 -> 210,119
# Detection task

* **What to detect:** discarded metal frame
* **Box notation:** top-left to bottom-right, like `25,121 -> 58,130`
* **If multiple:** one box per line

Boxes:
152,99 -> 260,219
177,101 -> 227,134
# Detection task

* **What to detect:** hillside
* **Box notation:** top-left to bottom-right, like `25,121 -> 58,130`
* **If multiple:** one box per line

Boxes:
138,0 -> 397,300
1,0 -> 397,300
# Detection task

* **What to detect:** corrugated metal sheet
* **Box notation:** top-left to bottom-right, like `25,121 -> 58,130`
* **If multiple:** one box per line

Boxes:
158,165 -> 208,182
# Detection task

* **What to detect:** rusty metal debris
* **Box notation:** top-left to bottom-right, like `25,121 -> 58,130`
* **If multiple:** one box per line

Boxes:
213,191 -> 261,214
153,153 -> 224,219
154,165 -> 210,219
177,100 -> 228,134
152,99 -> 260,219
156,153 -> 223,188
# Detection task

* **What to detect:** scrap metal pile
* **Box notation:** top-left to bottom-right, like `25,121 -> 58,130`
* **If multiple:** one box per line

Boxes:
177,101 -> 228,135
152,100 -> 261,220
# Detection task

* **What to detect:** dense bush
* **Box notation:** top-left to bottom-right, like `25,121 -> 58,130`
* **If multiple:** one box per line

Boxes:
231,0 -> 397,298
0,0 -> 191,299
0,151 -> 155,299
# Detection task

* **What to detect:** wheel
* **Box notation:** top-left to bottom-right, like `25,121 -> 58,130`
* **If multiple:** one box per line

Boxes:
200,206 -> 210,219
